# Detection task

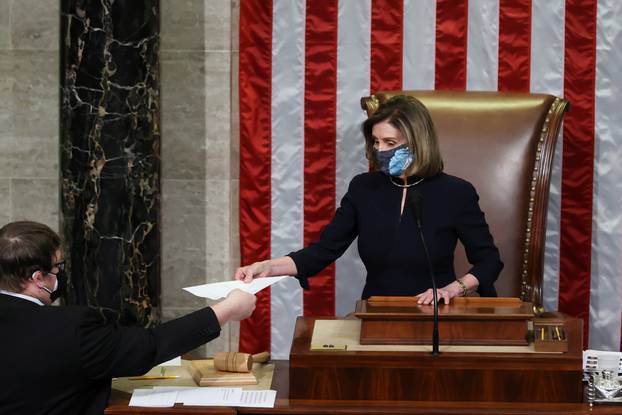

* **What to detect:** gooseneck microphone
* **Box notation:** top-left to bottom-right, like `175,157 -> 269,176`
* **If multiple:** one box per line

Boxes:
407,188 -> 440,356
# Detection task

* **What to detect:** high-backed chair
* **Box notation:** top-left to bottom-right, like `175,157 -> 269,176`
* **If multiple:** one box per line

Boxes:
361,91 -> 569,307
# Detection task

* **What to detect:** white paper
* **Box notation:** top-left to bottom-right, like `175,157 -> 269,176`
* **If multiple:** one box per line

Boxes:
183,276 -> 288,300
153,386 -> 196,403
159,356 -> 181,366
153,387 -> 196,390
236,390 -> 277,408
145,387 -> 276,408
177,387 -> 243,406
129,389 -> 178,408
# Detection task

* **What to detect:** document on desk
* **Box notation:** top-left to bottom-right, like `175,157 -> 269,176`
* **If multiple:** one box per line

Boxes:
130,387 -> 277,408
236,390 -> 277,408
129,389 -> 178,407
183,276 -> 288,300
159,356 -> 181,366
177,387 -> 242,406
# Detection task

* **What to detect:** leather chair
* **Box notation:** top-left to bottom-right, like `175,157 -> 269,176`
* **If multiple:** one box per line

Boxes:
361,91 -> 569,307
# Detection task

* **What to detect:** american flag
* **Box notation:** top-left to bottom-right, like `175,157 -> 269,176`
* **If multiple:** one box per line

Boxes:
238,0 -> 622,359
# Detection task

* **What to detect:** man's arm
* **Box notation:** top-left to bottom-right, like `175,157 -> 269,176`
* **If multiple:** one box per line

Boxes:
79,290 -> 255,380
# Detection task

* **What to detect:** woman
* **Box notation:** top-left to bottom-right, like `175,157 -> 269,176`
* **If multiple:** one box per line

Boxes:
235,95 -> 503,305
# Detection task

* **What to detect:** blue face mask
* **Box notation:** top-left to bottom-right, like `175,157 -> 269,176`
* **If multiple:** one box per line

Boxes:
375,144 -> 414,176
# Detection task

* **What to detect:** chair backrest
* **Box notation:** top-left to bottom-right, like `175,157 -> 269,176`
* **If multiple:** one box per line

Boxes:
361,91 -> 568,306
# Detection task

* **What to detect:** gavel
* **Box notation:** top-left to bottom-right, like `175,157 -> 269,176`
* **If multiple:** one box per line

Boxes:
213,351 -> 270,373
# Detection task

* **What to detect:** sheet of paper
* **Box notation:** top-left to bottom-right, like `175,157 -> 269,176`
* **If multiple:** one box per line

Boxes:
153,386 -> 197,403
148,387 -> 276,408
129,389 -> 178,408
236,390 -> 277,408
178,387 -> 243,406
159,356 -> 181,366
183,276 -> 288,299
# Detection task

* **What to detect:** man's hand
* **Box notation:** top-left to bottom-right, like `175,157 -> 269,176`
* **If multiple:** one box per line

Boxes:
212,289 -> 256,326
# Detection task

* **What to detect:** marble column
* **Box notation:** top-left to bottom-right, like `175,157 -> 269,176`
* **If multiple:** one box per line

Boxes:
60,0 -> 160,326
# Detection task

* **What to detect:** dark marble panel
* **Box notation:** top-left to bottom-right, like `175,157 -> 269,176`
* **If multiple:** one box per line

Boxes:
60,0 -> 160,326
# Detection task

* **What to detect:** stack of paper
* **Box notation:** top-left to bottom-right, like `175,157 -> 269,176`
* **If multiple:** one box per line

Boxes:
129,389 -> 179,408
129,386 -> 277,408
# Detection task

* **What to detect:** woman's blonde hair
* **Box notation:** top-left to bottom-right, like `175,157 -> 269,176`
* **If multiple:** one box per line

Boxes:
362,95 -> 443,178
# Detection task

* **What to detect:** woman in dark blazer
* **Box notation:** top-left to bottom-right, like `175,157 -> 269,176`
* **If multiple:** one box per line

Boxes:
235,95 -> 503,305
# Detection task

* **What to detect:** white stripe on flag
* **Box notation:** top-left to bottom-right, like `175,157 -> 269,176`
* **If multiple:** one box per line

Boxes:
335,0 -> 371,316
402,0 -> 436,90
530,0 -> 565,312
589,0 -> 622,351
466,0 -> 499,91
270,0 -> 305,359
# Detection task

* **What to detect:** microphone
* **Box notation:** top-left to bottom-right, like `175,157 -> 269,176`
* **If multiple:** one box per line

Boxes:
407,188 -> 440,356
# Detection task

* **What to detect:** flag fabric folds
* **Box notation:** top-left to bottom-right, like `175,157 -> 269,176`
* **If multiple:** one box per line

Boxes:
239,0 -> 622,359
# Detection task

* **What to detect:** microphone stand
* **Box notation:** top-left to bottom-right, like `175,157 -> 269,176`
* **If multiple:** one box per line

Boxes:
409,189 -> 440,356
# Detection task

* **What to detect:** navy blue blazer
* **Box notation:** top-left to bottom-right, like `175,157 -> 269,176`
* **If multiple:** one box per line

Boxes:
289,171 -> 503,298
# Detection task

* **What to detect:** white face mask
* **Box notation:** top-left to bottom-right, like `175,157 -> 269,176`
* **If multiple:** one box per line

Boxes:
35,273 -> 58,295
50,276 -> 59,294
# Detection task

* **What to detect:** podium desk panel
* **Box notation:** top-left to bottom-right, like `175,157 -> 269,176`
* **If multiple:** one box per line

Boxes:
107,361 -> 622,415
289,317 -> 583,403
357,297 -> 535,346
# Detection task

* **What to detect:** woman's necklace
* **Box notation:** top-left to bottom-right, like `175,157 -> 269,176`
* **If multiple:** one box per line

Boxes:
389,176 -> 424,188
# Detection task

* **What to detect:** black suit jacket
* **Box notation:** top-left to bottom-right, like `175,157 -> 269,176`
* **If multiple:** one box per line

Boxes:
289,172 -> 503,298
0,293 -> 221,415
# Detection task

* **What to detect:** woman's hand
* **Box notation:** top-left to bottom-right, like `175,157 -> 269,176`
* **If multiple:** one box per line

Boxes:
416,285 -> 459,305
416,274 -> 479,305
234,261 -> 272,283
234,256 -> 298,283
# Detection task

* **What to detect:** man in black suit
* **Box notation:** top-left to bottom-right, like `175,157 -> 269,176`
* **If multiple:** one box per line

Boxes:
0,221 -> 257,415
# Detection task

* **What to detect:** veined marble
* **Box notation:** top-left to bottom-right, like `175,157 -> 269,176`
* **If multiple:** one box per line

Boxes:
60,0 -> 160,326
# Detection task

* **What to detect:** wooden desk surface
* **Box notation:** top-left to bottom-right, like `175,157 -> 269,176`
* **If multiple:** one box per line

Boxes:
106,360 -> 621,415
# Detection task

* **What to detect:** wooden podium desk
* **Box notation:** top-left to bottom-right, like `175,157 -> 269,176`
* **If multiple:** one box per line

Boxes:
106,360 -> 622,415
289,313 -> 585,403
105,318 -> 622,415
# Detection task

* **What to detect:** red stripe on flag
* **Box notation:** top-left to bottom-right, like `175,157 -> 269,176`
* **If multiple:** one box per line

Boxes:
370,0 -> 403,92
435,0 -> 468,90
559,0 -> 597,347
303,1 -> 338,317
498,0 -> 531,92
238,0 -> 273,354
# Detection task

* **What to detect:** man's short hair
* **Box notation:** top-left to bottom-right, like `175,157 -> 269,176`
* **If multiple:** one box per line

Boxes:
0,221 -> 61,292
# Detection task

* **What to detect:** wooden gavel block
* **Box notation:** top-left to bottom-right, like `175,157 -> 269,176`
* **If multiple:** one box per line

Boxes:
213,351 -> 270,373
